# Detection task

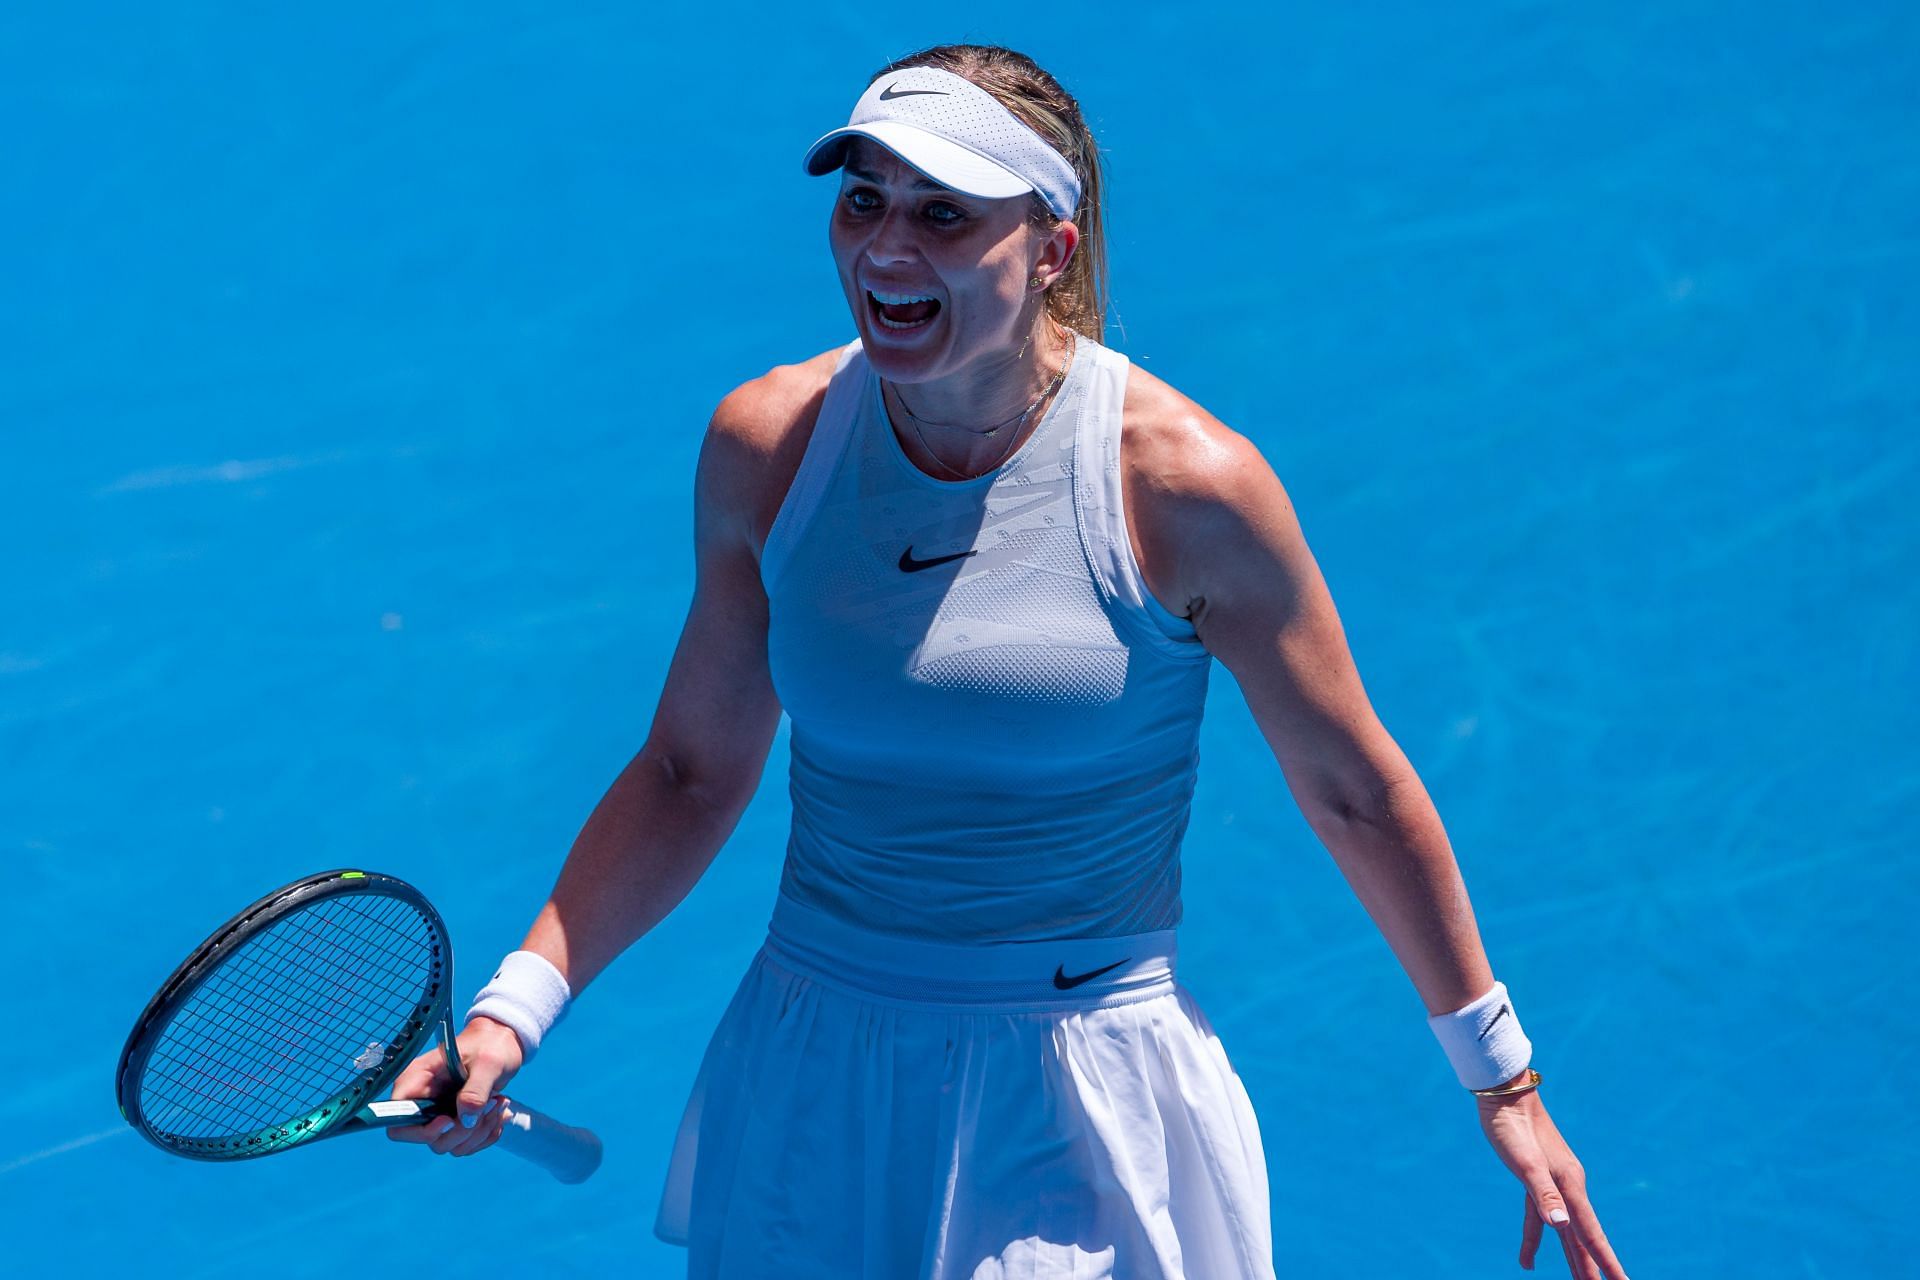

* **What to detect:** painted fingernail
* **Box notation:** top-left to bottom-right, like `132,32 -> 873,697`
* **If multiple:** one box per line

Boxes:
481,1097 -> 500,1117
1548,1209 -> 1570,1226
461,1111 -> 476,1129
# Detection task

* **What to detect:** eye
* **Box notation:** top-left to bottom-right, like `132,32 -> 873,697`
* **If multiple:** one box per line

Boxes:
924,201 -> 966,225
842,187 -> 881,213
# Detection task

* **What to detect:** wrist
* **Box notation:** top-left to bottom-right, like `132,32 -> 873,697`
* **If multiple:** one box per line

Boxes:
463,1013 -> 529,1061
1471,1066 -> 1544,1100
465,950 -> 572,1060
1426,980 -> 1533,1091
465,1013 -> 524,1040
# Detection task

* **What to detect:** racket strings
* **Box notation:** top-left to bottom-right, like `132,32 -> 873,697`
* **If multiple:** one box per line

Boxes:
146,936 -> 418,1137
146,897 -> 435,1140
143,907 -> 417,1139
167,904 -> 424,1076
139,893 -> 443,1145
167,904 -> 430,1069
175,896 -> 435,1121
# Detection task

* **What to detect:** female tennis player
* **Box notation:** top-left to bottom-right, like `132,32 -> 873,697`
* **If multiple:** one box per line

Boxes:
389,43 -> 1632,1280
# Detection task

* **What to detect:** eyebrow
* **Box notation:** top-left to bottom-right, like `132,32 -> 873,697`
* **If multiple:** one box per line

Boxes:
844,162 -> 953,194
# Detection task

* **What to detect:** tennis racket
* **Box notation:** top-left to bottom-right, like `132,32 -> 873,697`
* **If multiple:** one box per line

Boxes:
115,868 -> 601,1183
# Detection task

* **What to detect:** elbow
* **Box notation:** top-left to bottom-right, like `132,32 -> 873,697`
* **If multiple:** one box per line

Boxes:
1306,793 -> 1380,841
1307,768 -> 1417,835
643,746 -> 749,819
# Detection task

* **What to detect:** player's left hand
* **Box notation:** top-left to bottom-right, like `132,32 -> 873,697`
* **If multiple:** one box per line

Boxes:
1475,1085 -> 1630,1278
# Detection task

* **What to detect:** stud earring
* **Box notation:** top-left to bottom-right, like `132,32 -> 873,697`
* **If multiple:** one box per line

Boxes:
1029,276 -> 1044,289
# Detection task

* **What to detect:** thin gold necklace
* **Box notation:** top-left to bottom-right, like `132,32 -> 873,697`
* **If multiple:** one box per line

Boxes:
890,331 -> 1076,481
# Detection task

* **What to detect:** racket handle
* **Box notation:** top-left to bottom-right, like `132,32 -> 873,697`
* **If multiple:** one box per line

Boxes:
496,1097 -> 603,1184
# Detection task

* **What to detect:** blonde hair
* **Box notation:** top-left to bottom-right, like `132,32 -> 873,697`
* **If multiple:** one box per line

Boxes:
870,45 -> 1109,341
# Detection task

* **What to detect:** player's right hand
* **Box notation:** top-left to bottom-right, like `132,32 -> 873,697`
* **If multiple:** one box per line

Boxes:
385,1016 -> 527,1157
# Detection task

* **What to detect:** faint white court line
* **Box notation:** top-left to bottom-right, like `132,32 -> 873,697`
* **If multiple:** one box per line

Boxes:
0,1126 -> 131,1176
96,451 -> 352,495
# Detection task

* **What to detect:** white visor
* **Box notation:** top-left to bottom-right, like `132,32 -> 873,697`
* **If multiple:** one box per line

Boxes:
803,65 -> 1083,219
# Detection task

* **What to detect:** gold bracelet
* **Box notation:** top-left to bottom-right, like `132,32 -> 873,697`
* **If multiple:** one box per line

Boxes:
1471,1068 -> 1542,1098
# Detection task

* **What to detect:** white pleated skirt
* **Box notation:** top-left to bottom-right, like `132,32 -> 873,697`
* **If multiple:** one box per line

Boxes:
654,893 -> 1276,1279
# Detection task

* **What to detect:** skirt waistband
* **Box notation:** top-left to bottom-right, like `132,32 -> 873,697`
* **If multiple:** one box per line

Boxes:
763,892 -> 1178,1009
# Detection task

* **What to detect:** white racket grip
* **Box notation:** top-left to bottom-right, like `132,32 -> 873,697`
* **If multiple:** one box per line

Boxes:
497,1096 -> 603,1184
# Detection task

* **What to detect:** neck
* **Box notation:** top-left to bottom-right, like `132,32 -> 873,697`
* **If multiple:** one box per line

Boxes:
885,316 -> 1077,437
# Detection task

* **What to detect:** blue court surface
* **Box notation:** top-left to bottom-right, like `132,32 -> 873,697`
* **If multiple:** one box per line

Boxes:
3,3 -> 1913,1276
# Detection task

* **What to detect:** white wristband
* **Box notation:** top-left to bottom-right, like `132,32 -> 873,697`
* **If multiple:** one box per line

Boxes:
466,950 -> 572,1059
1427,980 -> 1533,1090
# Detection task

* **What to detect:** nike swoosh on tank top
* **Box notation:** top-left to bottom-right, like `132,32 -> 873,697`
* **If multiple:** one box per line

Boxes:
759,334 -> 1211,942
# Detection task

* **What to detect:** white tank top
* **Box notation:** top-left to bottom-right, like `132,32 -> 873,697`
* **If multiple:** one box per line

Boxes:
759,334 -> 1212,942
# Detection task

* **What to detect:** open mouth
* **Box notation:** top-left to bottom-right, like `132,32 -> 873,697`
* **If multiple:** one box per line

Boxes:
867,289 -> 942,331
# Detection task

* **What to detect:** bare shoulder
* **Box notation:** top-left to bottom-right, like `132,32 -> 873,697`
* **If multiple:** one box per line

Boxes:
704,345 -> 847,558
1119,361 -> 1291,627
1121,362 -> 1406,823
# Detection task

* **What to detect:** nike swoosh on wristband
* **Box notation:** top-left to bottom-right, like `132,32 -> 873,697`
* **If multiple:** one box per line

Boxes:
879,84 -> 949,100
1053,958 -> 1130,990
899,546 -> 977,572
1477,1003 -> 1512,1040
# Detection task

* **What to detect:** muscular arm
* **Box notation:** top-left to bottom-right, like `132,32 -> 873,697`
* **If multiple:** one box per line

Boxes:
1150,413 -> 1633,1274
512,370 -> 814,994
1131,386 -> 1500,1025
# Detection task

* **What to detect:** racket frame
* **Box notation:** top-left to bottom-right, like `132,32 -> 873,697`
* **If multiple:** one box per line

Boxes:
115,868 -> 457,1162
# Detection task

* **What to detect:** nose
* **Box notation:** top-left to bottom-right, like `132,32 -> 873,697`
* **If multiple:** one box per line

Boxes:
864,202 -> 918,269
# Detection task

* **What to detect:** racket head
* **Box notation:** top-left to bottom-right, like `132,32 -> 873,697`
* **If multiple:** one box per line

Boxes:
116,869 -> 455,1162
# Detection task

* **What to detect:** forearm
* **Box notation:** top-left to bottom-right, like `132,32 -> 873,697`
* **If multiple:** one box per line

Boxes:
1308,769 -> 1497,1019
515,748 -> 747,995
1313,773 -> 1538,1090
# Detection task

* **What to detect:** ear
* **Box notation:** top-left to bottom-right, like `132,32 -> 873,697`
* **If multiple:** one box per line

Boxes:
1032,219 -> 1079,288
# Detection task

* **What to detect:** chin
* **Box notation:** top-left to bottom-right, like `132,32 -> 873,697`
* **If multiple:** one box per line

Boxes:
855,323 -> 950,382
860,341 -> 937,381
